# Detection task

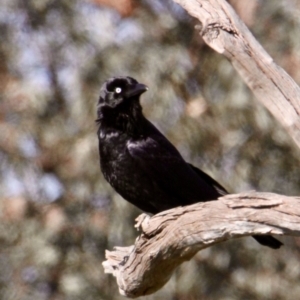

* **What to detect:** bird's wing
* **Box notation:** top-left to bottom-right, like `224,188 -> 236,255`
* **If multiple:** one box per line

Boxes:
127,133 -> 223,204
187,163 -> 228,196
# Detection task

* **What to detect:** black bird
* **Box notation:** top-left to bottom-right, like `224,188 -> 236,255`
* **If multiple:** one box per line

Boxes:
96,76 -> 282,249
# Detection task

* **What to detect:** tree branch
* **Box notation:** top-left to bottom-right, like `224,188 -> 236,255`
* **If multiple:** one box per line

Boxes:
102,1 -> 300,297
173,0 -> 300,149
103,192 -> 300,298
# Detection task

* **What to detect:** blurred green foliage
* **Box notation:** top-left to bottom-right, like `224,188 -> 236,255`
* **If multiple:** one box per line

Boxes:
0,0 -> 300,299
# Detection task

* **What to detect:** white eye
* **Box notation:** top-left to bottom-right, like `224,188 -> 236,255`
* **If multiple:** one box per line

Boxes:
115,87 -> 122,94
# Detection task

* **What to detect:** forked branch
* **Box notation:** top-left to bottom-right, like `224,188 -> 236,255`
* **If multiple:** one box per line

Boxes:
103,1 -> 300,297
103,192 -> 300,298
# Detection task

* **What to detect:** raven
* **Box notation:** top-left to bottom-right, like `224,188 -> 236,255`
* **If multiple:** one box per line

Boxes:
96,76 -> 282,249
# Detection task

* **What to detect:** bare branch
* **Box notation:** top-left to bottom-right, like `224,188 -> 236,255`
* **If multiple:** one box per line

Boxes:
173,0 -> 300,149
103,192 -> 300,297
102,2 -> 300,297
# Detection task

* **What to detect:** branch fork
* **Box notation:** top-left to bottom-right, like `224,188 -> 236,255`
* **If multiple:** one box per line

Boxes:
103,192 -> 300,297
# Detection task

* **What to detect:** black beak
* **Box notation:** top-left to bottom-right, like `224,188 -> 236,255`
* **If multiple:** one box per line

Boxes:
125,83 -> 148,98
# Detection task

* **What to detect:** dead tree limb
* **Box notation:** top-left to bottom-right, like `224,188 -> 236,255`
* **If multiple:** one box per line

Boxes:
103,1 -> 300,297
103,192 -> 300,298
173,0 -> 300,149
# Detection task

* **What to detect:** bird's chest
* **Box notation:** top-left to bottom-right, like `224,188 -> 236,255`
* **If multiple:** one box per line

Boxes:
98,130 -> 137,187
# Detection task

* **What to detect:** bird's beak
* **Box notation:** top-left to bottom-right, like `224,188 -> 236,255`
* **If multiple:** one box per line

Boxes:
125,83 -> 148,98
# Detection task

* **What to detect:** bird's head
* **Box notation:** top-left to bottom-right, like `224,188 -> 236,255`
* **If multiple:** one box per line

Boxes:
98,76 -> 148,112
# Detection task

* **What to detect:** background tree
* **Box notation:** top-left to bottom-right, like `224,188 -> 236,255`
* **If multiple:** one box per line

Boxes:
0,0 -> 300,299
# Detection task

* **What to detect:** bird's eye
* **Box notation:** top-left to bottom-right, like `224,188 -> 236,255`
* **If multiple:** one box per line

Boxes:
115,87 -> 122,94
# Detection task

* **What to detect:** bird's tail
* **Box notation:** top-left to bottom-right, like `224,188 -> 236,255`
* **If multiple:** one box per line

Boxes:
252,235 -> 283,249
